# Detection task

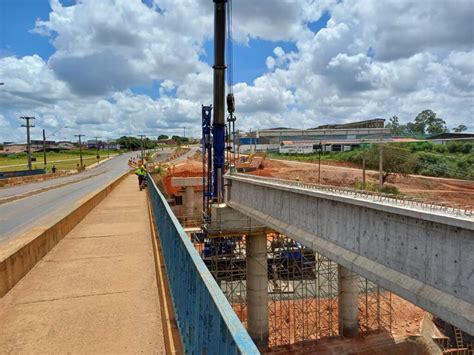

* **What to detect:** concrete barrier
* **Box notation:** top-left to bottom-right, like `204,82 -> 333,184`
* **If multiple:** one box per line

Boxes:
0,171 -> 131,298
0,171 -> 72,187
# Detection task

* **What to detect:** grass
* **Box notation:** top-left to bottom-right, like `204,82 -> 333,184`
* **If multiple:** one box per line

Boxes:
0,150 -> 118,172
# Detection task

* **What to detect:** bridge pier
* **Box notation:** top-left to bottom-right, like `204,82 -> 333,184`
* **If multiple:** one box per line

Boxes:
184,186 -> 194,216
246,233 -> 269,348
338,265 -> 359,337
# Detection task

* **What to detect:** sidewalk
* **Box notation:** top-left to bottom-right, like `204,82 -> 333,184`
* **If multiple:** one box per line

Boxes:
0,175 -> 165,353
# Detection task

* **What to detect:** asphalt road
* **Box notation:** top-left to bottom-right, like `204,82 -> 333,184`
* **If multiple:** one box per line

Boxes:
0,146 -> 190,243
0,153 -> 136,243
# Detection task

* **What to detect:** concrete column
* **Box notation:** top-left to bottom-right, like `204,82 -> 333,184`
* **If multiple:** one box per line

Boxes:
246,233 -> 269,348
184,186 -> 194,217
338,265 -> 359,337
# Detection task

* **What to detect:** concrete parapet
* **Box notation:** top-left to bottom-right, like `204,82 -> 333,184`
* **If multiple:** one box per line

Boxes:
0,171 -> 130,297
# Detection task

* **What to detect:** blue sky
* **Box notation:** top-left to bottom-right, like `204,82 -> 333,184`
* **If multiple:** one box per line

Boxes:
0,0 -> 472,141
0,0 -> 327,98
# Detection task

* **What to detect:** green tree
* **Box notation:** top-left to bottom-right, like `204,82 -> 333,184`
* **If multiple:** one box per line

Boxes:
158,134 -> 169,140
172,135 -> 189,145
385,115 -> 407,136
408,110 -> 447,135
452,124 -> 467,133
365,144 -> 416,183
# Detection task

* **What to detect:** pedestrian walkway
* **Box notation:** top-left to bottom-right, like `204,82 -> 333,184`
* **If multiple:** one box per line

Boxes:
0,174 -> 165,353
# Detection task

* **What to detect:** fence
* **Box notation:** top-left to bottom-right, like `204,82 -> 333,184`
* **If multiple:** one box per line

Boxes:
147,175 -> 259,354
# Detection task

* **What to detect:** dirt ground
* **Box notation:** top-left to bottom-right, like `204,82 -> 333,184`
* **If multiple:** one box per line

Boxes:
248,158 -> 474,207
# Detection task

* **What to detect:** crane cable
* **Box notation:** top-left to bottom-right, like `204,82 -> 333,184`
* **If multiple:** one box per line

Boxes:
226,0 -> 233,96
225,0 -> 237,165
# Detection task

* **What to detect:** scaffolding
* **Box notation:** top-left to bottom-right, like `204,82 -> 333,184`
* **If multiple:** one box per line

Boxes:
191,232 -> 392,349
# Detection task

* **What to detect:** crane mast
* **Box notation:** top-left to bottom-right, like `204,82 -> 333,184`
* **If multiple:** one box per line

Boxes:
212,0 -> 227,205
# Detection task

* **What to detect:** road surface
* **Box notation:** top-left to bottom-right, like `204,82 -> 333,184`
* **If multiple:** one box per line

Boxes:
0,146 -> 192,243
0,153 -> 135,243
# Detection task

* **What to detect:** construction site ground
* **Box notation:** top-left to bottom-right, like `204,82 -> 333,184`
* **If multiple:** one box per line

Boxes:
157,152 -> 473,353
0,175 -> 165,353
252,158 -> 474,207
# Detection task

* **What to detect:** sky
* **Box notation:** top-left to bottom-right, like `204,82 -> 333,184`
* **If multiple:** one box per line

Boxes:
0,0 -> 473,142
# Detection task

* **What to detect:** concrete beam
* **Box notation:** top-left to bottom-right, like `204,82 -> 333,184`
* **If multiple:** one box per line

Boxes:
171,177 -> 202,187
225,174 -> 474,335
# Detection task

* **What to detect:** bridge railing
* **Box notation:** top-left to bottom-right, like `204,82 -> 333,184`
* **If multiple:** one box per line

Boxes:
228,173 -> 473,218
147,174 -> 259,355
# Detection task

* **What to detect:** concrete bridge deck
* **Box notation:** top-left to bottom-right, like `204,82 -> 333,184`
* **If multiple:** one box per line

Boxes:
0,175 -> 165,352
226,173 -> 474,335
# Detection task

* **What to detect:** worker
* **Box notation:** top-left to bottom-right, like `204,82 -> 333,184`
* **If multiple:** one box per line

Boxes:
52,164 -> 57,174
135,165 -> 147,190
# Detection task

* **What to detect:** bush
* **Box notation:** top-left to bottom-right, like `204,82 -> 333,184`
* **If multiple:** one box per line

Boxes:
434,145 -> 447,153
381,184 -> 400,195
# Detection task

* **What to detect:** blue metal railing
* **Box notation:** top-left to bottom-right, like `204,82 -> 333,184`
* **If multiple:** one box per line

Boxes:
147,175 -> 259,354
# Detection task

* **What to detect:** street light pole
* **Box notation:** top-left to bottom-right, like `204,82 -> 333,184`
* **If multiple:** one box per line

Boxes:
20,116 -> 35,171
74,134 -> 85,171
138,134 -> 146,163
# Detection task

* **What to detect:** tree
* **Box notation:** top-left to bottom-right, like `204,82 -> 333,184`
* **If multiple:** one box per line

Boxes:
385,115 -> 407,136
172,135 -> 189,145
365,144 -> 416,183
452,124 -> 467,133
158,134 -> 169,140
408,110 -> 447,136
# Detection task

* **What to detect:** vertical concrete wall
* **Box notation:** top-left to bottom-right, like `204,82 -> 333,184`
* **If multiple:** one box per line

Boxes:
246,233 -> 269,348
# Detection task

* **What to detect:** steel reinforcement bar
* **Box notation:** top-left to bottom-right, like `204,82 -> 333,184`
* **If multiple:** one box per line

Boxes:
147,175 -> 259,354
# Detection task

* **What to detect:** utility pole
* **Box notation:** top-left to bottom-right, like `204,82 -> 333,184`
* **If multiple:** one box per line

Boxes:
138,134 -> 146,163
361,140 -> 366,190
74,134 -> 85,171
362,151 -> 366,190
94,136 -> 101,164
318,141 -> 322,184
183,126 -> 186,138
42,129 -> 47,168
378,143 -> 383,190
20,116 -> 35,170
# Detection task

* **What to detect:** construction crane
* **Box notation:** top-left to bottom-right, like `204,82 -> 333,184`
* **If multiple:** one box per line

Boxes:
202,0 -> 235,222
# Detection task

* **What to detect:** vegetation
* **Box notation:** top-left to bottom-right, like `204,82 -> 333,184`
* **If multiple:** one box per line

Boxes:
353,181 -> 401,195
385,109 -> 450,137
270,140 -> 474,181
172,135 -> 189,145
0,150 -> 117,172
116,136 -> 156,150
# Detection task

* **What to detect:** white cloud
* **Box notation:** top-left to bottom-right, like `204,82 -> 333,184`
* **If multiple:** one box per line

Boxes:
1,0 -> 473,143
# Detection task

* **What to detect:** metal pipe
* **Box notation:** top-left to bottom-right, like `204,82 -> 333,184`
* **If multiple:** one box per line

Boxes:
212,0 -> 227,203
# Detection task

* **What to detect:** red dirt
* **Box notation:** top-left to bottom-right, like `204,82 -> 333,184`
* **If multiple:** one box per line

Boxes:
161,160 -> 203,195
250,159 -> 474,206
